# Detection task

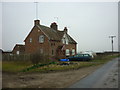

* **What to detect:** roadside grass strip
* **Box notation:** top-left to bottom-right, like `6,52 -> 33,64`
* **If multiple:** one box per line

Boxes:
2,54 -> 119,73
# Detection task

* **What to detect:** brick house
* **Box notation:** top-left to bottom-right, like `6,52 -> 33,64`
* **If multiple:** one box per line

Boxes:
24,20 -> 77,59
12,44 -> 25,55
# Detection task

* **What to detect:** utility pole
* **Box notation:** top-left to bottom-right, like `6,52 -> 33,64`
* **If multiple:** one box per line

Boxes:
109,35 -> 116,53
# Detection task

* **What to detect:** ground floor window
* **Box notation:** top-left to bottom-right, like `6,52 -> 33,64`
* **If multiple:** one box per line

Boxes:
16,51 -> 19,55
52,49 -> 54,55
66,49 -> 70,56
72,49 -> 75,55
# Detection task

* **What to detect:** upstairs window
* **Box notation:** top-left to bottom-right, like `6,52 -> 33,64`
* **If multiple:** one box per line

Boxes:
62,34 -> 68,45
39,35 -> 44,43
30,38 -> 32,43
16,51 -> 20,55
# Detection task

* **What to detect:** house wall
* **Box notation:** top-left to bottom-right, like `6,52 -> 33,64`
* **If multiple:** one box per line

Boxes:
48,41 -> 76,59
49,41 -> 62,56
25,25 -> 77,59
49,40 -> 76,56
65,43 -> 77,55
12,45 -> 25,54
25,26 -> 50,55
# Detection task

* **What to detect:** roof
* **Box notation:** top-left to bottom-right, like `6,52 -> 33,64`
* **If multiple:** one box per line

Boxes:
37,25 -> 61,41
66,34 -> 77,44
15,44 -> 25,46
0,49 -> 11,53
37,25 -> 77,44
24,23 -> 77,44
0,49 -> 3,53
12,44 -> 25,51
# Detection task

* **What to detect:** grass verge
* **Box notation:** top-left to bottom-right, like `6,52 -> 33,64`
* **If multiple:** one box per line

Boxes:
2,54 -> 119,73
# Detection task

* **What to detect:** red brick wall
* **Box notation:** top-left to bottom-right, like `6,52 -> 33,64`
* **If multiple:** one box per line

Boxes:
25,26 -> 50,55
25,26 -> 77,58
65,43 -> 77,55
12,45 -> 25,54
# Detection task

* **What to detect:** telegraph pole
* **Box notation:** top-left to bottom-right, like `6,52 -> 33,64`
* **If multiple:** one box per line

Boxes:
109,35 -> 116,53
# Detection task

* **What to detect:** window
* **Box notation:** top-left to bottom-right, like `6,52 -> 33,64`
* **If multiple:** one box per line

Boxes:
16,51 -> 19,55
74,55 -> 79,57
84,54 -> 89,57
51,43 -> 53,46
52,50 -> 54,55
30,38 -> 32,43
72,49 -> 75,55
62,38 -> 65,44
62,34 -> 68,45
51,43 -> 55,46
66,49 -> 70,56
66,39 -> 68,45
39,35 -> 44,43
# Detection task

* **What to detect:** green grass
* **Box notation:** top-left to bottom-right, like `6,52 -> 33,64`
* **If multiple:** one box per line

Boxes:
2,54 -> 119,73
92,54 -> 119,63
2,60 -> 32,72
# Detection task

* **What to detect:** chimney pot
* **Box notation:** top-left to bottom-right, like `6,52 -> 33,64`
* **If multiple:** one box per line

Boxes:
34,20 -> 40,25
50,22 -> 58,30
64,27 -> 68,33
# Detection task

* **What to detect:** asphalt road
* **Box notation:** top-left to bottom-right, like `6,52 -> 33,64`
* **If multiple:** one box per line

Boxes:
69,58 -> 119,88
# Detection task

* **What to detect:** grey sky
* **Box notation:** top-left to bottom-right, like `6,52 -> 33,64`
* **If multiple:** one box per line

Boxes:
1,2 -> 118,52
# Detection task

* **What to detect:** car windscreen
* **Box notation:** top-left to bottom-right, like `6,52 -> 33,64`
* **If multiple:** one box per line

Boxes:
83,54 -> 89,56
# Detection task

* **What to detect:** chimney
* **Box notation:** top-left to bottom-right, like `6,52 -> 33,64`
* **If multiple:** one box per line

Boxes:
50,22 -> 58,30
34,20 -> 40,25
64,27 -> 68,33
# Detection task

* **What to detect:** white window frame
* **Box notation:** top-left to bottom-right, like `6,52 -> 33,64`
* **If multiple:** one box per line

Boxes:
72,49 -> 75,55
39,35 -> 44,43
66,49 -> 70,56
30,38 -> 32,43
16,51 -> 20,55
62,34 -> 68,45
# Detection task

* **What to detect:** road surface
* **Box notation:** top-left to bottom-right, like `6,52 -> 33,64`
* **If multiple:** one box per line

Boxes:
69,58 -> 119,88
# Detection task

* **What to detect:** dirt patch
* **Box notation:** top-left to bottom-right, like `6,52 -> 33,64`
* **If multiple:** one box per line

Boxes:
2,65 -> 102,88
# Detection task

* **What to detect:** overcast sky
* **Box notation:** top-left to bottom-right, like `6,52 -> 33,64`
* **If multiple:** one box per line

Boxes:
1,2 -> 118,52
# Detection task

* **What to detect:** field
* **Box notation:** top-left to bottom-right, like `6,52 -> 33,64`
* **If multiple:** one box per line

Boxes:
2,54 -> 119,73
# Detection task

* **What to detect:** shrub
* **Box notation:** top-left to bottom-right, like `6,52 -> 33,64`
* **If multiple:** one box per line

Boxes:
30,52 -> 42,64
30,51 -> 50,65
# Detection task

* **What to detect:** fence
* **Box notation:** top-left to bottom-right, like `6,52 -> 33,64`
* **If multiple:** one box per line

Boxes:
2,54 -> 31,61
2,53 -> 57,64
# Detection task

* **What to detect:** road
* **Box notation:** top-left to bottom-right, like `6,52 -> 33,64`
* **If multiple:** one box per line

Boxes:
69,58 -> 119,88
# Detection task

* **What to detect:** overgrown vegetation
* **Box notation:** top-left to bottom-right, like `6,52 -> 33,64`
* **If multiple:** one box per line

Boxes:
2,54 -> 119,73
30,52 -> 50,65
2,60 -> 32,72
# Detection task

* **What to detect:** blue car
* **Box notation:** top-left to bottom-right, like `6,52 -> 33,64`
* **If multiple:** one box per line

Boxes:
68,54 -> 92,61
